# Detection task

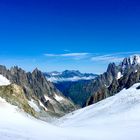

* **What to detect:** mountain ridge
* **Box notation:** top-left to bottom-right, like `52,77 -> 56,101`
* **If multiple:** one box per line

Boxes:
86,55 -> 140,105
60,55 -> 140,107
44,70 -> 98,83
0,65 -> 76,118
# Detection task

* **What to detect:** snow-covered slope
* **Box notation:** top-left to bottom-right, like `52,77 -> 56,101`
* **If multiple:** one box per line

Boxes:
59,83 -> 140,139
0,97 -> 92,140
0,75 -> 10,86
0,97 -> 62,140
60,83 -> 140,127
1,83 -> 140,140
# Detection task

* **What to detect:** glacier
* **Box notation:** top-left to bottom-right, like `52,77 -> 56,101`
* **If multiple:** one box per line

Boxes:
0,83 -> 140,140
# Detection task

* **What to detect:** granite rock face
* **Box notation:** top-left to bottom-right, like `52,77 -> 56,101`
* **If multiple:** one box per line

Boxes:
0,65 -> 76,117
86,55 -> 140,106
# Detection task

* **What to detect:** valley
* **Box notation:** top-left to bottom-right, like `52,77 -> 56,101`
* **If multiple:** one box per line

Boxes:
0,55 -> 140,140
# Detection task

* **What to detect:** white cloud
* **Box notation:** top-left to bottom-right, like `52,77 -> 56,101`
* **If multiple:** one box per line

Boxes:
91,55 -> 124,62
44,53 -> 90,60
44,51 -> 140,63
61,53 -> 89,57
91,51 -> 140,63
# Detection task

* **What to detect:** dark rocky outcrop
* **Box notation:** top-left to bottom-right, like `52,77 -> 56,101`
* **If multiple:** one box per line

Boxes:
86,55 -> 140,106
0,65 -> 76,117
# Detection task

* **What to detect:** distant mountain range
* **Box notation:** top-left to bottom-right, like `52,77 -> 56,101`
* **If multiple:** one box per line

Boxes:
44,70 -> 98,83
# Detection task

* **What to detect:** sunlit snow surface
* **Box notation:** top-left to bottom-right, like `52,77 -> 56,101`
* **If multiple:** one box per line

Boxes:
1,83 -> 140,140
0,75 -> 10,86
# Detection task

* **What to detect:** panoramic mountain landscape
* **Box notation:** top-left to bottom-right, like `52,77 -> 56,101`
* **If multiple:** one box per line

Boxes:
1,55 -> 140,139
1,0 -> 140,140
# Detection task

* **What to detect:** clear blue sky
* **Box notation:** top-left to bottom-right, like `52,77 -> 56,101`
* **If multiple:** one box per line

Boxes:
0,0 -> 140,73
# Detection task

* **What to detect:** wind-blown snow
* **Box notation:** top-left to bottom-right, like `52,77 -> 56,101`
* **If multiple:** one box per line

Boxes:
1,83 -> 140,140
0,75 -> 10,86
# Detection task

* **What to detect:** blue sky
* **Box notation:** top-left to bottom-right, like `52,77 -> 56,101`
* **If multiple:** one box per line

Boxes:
0,0 -> 140,73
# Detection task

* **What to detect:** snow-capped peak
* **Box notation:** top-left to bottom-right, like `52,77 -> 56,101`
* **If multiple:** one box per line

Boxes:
123,55 -> 140,66
119,55 -> 140,71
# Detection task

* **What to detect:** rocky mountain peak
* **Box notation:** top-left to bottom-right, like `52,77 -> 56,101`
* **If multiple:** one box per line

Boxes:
32,68 -> 40,73
120,55 -> 140,69
0,65 -> 76,116
32,68 -> 44,78
0,65 -> 8,76
132,55 -> 140,65
10,66 -> 26,75
0,65 -> 7,71
107,63 -> 117,73
86,54 -> 140,106
62,70 -> 82,77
